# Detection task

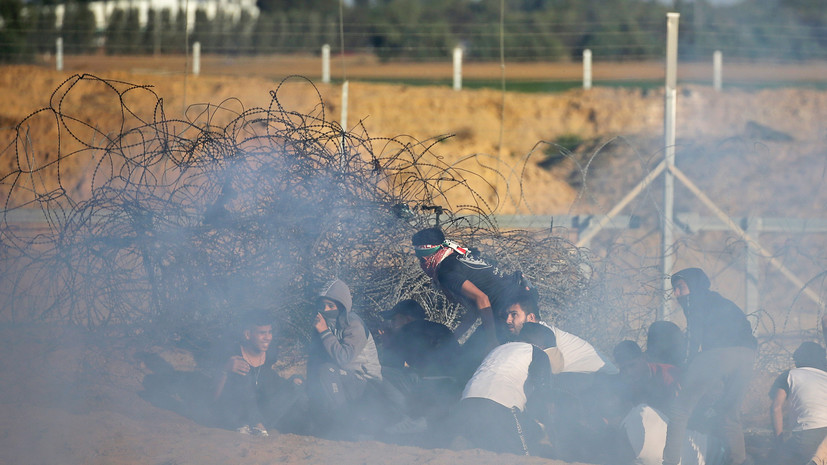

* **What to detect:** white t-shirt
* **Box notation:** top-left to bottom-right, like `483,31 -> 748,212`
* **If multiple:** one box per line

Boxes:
784,367 -> 827,431
621,404 -> 711,465
542,322 -> 618,374
462,342 -> 534,410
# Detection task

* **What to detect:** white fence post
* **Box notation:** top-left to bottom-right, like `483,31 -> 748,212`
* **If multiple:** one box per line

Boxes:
322,44 -> 331,84
661,12 -> 680,321
713,50 -> 722,91
341,80 -> 349,133
745,216 -> 761,315
192,41 -> 200,76
583,49 -> 592,90
453,46 -> 463,91
56,37 -> 63,71
340,80 -> 349,157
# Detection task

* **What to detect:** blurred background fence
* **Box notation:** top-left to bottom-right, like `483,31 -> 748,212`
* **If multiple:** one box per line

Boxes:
1,0 -> 827,79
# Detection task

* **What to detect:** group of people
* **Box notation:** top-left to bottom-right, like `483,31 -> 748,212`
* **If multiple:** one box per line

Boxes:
207,226 -> 827,465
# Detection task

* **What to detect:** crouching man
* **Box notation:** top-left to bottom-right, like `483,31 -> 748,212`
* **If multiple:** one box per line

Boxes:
451,322 -> 563,456
306,278 -> 383,439
212,309 -> 308,437
769,341 -> 827,465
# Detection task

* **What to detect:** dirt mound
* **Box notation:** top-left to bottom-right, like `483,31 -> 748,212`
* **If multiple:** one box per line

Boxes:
5,65 -> 826,219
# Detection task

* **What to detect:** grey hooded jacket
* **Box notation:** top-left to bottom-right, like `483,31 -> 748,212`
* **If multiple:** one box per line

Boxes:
314,278 -> 382,381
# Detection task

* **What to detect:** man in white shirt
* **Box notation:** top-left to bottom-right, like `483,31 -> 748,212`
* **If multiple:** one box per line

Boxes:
502,289 -> 616,375
453,322 -> 563,456
621,403 -> 726,465
500,287 -> 618,462
769,341 -> 827,464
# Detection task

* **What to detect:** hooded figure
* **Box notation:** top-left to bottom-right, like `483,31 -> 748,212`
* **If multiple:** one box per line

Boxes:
312,278 -> 381,381
662,268 -> 757,465
670,267 -> 756,358
306,278 -> 382,438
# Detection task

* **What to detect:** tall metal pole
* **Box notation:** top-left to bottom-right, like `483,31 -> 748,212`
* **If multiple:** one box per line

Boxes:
661,12 -> 680,321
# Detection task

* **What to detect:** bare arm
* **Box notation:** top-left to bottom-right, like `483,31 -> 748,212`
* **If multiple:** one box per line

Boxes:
458,279 -> 498,349
770,387 -> 787,437
213,355 -> 250,401
811,434 -> 827,465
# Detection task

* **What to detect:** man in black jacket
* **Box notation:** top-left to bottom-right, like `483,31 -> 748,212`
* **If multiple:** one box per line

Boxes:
662,267 -> 757,465
411,227 -> 528,368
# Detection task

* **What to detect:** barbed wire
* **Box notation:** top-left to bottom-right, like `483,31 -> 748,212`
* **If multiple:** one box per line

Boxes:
0,73 -> 619,353
0,73 -> 824,380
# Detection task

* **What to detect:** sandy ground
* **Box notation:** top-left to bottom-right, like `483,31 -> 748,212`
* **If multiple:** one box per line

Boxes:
1,60 -> 825,464
0,325 -> 776,465
0,326 -> 594,465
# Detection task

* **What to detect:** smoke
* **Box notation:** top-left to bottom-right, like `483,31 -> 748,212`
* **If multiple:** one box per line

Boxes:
0,74 -> 613,353
2,73 -> 827,463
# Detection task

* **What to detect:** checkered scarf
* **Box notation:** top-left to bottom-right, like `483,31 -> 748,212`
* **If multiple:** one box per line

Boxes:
415,240 -> 468,279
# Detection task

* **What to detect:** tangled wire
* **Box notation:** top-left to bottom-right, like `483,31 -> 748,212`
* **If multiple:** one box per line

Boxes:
0,74 -> 625,352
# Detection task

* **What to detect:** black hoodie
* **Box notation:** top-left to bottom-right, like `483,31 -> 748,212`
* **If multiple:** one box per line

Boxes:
671,268 -> 757,356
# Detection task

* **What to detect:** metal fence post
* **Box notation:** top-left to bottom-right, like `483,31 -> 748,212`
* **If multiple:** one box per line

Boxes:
583,49 -> 592,90
56,37 -> 63,71
192,41 -> 200,76
341,80 -> 349,133
713,50 -> 722,91
745,216 -> 761,315
661,12 -> 680,321
322,44 -> 331,83
453,46 -> 463,91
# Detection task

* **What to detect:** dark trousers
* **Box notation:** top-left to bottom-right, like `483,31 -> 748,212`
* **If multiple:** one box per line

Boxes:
662,346 -> 755,465
776,427 -> 827,465
214,369 -> 308,433
453,397 -> 540,456
381,366 -> 461,419
306,362 -> 370,437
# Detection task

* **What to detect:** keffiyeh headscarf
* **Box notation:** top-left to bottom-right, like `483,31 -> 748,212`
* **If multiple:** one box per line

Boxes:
415,239 -> 468,279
